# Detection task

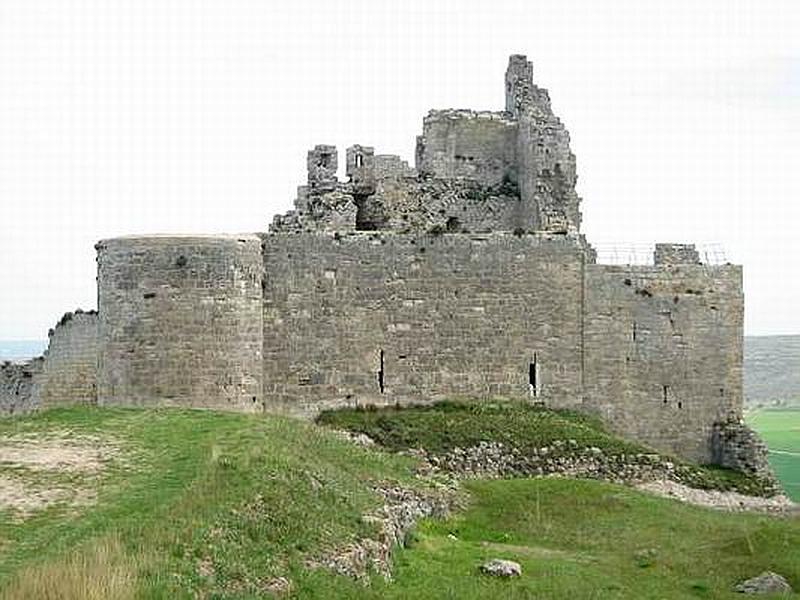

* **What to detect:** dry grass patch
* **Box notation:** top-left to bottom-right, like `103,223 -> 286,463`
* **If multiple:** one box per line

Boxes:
0,432 -> 122,518
0,432 -> 120,473
0,475 -> 95,518
0,536 -> 138,600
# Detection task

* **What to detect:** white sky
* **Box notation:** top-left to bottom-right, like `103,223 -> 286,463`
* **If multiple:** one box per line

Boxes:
1,0 -> 798,339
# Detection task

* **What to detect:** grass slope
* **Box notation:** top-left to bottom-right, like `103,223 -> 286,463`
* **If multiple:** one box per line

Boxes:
378,479 -> 800,599
0,407 -> 417,598
749,408 -> 800,501
319,400 -> 644,455
0,405 -> 797,599
318,400 -> 771,495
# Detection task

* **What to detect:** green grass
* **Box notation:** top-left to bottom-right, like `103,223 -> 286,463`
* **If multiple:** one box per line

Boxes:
318,400 -> 649,456
1,406 -> 798,599
318,400 -> 773,496
0,407 -> 418,598
749,408 -> 800,501
373,479 -> 800,599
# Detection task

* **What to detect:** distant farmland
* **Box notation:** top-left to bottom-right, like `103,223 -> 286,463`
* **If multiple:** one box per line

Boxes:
744,335 -> 800,407
748,408 -> 800,501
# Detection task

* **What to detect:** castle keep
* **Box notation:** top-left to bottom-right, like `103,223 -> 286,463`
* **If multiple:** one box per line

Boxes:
1,56 -> 765,471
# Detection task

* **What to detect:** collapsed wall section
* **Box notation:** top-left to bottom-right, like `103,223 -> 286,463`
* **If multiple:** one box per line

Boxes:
262,232 -> 585,415
1,310 -> 98,417
583,263 -> 743,463
0,358 -> 44,416
96,235 -> 263,411
38,310 -> 98,408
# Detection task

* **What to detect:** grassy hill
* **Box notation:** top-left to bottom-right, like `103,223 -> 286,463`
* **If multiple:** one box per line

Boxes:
745,335 -> 800,407
0,405 -> 797,599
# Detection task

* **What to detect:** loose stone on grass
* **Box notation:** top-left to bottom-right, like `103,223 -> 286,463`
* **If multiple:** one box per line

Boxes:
480,558 -> 522,578
734,571 -> 793,595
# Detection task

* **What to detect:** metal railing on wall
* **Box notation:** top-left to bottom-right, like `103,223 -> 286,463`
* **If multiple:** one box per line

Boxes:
592,243 -> 729,266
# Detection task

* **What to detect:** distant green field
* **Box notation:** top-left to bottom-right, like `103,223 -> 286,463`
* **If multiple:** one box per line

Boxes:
748,408 -> 800,501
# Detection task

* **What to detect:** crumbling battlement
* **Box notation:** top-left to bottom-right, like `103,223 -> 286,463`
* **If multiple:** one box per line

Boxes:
39,310 -> 98,408
655,243 -> 702,266
271,55 -> 583,237
0,309 -> 98,416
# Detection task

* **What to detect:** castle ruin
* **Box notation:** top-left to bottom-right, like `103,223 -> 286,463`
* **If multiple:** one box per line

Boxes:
1,55 -> 767,473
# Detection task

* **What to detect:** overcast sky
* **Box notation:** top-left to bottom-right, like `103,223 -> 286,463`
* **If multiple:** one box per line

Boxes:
1,0 -> 798,339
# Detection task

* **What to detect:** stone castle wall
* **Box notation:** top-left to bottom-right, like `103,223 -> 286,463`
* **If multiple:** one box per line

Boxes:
96,235 -> 263,411
262,232 -> 585,415
583,263 -> 743,463
0,358 -> 44,416
38,311 -> 99,408
0,54 -> 764,476
416,110 -> 518,187
0,310 -> 99,415
260,233 -> 746,465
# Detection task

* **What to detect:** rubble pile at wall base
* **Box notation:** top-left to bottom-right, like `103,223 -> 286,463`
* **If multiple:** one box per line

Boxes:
307,484 -> 456,581
404,440 -> 782,498
712,421 -> 774,478
0,358 -> 43,416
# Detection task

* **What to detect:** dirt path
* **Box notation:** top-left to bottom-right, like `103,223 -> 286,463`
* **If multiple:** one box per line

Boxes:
637,480 -> 797,514
0,433 -> 121,517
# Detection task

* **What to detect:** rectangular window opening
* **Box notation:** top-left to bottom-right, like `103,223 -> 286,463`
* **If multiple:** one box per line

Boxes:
378,349 -> 385,394
662,385 -> 669,404
528,353 -> 538,398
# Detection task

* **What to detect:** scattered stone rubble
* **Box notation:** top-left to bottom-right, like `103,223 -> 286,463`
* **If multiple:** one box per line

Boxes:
308,483 -> 455,581
712,421 -> 774,478
480,558 -> 522,578
637,480 -> 795,514
0,358 -> 43,416
734,571 -> 793,595
405,440 -> 783,500
330,429 -> 376,447
310,431 -> 793,584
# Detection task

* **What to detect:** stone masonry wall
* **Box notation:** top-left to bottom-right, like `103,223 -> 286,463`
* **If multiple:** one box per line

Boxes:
262,232 -> 586,415
654,243 -> 701,266
0,358 -> 44,416
38,310 -> 98,408
97,235 -> 263,411
712,421 -> 774,480
416,110 -> 518,187
507,55 -> 582,234
583,264 -> 743,463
